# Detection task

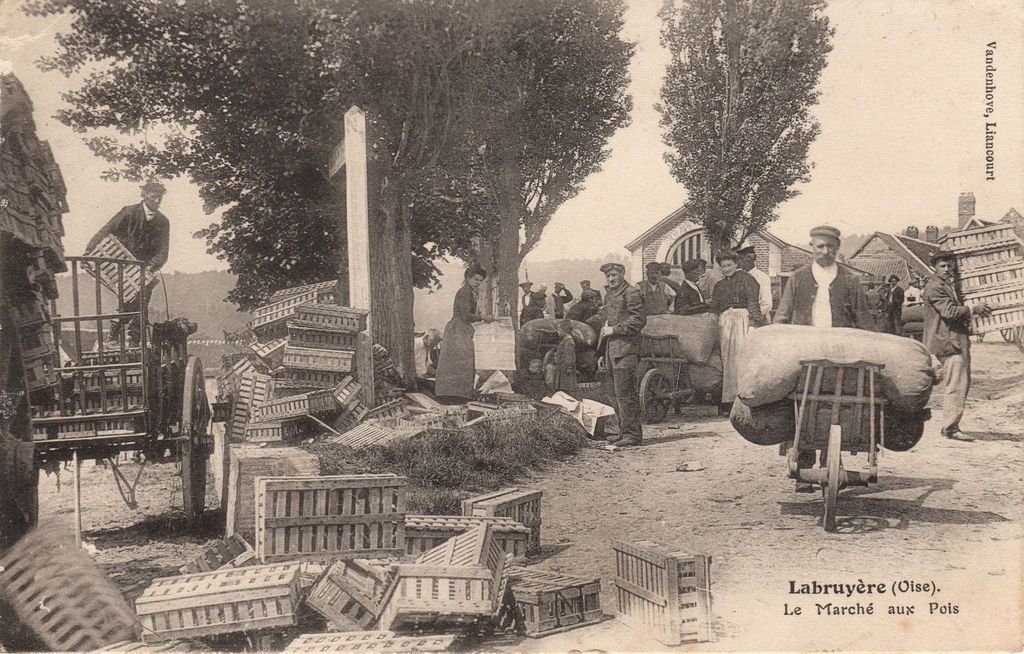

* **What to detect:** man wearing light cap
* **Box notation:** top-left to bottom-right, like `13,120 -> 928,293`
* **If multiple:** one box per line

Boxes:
737,243 -> 773,322
775,225 -> 871,330
637,261 -> 675,316
86,178 -> 171,340
598,261 -> 646,446
922,249 -> 992,441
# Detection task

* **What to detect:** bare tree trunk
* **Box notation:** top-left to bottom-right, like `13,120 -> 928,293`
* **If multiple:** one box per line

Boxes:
371,182 -> 416,387
495,160 -> 522,324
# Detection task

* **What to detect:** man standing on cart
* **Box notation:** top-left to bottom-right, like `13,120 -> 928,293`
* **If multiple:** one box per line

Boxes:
85,178 -> 170,343
774,226 -> 872,488
598,262 -> 646,447
922,250 -> 992,442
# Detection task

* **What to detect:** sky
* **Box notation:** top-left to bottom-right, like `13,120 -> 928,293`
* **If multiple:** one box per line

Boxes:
2,0 -> 1023,274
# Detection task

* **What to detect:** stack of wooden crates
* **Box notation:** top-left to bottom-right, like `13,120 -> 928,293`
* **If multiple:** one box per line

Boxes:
942,223 -> 1024,334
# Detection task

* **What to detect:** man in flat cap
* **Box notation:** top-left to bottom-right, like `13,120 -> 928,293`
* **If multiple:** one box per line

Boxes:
922,249 -> 992,441
775,225 -> 872,330
737,243 -> 773,323
578,279 -> 601,306
86,178 -> 171,341
637,261 -> 675,316
598,261 -> 646,446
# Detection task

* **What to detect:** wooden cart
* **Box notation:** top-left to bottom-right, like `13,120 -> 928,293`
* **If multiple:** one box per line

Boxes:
28,254 -> 213,529
785,359 -> 886,532
636,333 -> 695,423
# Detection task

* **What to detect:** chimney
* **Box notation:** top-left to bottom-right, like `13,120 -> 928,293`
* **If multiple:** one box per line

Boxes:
904,226 -> 919,239
925,225 -> 939,243
958,192 -> 976,228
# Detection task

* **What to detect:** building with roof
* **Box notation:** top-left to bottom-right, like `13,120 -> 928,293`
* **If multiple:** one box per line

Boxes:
847,231 -> 939,287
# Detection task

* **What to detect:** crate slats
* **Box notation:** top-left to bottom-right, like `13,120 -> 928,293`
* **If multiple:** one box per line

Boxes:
506,566 -> 602,637
461,488 -> 542,554
135,563 -> 301,641
305,560 -> 393,630
287,320 -> 360,350
253,388 -> 337,422
251,337 -> 288,369
82,235 -> 143,303
612,540 -> 713,645
0,521 -> 140,651
97,639 -> 208,652
225,445 -> 320,543
282,345 -> 355,374
943,223 -> 1023,252
405,515 -> 530,561
179,535 -> 254,575
255,474 -> 407,563
230,371 -> 271,440
293,303 -> 369,334
245,419 -> 307,443
269,280 -> 340,302
283,631 -> 458,653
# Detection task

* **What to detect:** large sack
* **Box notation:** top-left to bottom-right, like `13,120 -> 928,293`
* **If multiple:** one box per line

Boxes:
687,348 -> 723,395
642,313 -> 719,363
520,319 -> 597,351
730,398 -> 929,452
737,325 -> 935,413
730,398 -> 792,446
902,304 -> 925,324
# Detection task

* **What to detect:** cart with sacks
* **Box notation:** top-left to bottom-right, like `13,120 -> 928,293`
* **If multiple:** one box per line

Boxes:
730,325 -> 936,531
23,237 -> 214,527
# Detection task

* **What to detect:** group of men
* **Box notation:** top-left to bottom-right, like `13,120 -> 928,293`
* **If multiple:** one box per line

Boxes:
864,276 -> 906,334
518,280 -> 603,325
593,224 -> 991,450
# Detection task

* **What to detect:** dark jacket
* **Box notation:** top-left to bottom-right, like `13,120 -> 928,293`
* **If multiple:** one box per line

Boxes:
921,274 -> 972,358
565,299 -> 598,324
710,269 -> 765,326
552,288 -> 573,318
600,281 -> 646,359
774,264 -> 872,330
86,202 -> 170,270
662,277 -> 708,315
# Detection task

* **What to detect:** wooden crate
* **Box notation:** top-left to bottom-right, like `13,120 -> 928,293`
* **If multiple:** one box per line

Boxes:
365,398 -> 409,422
0,520 -> 139,651
943,223 -> 1023,252
32,413 -> 142,440
283,631 -> 458,653
268,377 -> 333,399
287,320 -> 360,350
78,348 -> 143,367
962,284 -> 1024,333
958,260 -> 1024,294
282,345 -> 355,374
135,563 -> 301,641
506,566 -> 602,637
612,540 -> 713,645
179,535 -> 254,575
971,304 -> 1024,334
97,639 -> 208,652
23,352 -> 57,392
225,445 -> 320,543
230,371 -> 271,441
326,420 -> 420,448
252,337 -> 287,369
305,559 -> 393,630
255,474 -> 407,562
19,322 -> 55,360
11,291 -> 50,328
253,388 -> 337,422
378,525 -> 507,631
83,234 -> 144,303
252,293 -> 327,335
405,515 -> 530,560
461,488 -> 542,554
293,303 -> 368,333
269,280 -> 340,302
282,367 -> 348,387
332,376 -> 363,407
245,419 -> 307,444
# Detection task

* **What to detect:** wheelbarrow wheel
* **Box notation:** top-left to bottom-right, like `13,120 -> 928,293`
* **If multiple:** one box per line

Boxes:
640,368 -> 670,424
823,424 -> 842,532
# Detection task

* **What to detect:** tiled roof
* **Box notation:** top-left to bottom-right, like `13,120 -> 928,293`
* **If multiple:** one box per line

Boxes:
846,257 -> 911,283
893,234 -> 939,271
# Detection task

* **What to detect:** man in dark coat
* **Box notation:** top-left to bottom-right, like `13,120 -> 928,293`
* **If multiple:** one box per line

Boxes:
887,275 -> 905,335
85,179 -> 170,341
566,290 -> 599,323
662,259 -> 710,315
774,226 -> 872,330
579,279 -> 601,306
598,262 -> 646,446
923,250 -> 991,441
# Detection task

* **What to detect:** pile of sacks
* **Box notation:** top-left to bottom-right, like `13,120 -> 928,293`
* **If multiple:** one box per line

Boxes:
729,325 -> 935,452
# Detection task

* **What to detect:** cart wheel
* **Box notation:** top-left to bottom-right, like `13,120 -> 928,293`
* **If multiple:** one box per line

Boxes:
823,425 -> 842,532
181,355 -> 210,525
640,368 -> 670,424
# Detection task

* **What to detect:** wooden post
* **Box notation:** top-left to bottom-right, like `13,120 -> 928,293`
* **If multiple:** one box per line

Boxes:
72,449 -> 82,548
330,107 -> 375,407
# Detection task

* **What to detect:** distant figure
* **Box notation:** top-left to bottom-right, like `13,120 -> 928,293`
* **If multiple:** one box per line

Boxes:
552,282 -> 574,319
865,282 -> 884,332
518,281 -> 534,327
413,328 -> 442,378
666,259 -> 709,315
566,290 -> 599,323
637,261 -> 675,316
435,265 -> 493,399
693,258 -> 714,299
888,275 -> 905,335
521,290 -> 546,324
737,244 -> 773,323
579,279 -> 601,306
86,178 -> 170,342
549,320 -> 578,391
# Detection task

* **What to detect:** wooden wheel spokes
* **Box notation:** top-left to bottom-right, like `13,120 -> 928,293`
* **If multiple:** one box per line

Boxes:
640,368 -> 671,424
180,356 -> 209,524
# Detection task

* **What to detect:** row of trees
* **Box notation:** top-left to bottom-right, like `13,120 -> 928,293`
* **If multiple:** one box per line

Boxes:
30,0 -> 633,380
30,0 -> 832,379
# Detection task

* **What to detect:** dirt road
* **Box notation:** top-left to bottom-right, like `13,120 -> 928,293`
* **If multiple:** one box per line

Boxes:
36,341 -> 1023,651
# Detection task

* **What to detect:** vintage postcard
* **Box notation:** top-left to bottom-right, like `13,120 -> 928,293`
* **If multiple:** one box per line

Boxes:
1,0 -> 1022,652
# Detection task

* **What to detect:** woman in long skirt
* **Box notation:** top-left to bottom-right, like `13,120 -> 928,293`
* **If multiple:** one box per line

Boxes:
435,265 -> 491,399
711,250 -> 766,411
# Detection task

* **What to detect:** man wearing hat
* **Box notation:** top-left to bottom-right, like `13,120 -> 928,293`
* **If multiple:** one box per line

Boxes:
922,250 -> 992,441
552,282 -> 574,319
637,261 -> 675,316
578,279 -> 601,306
598,261 -> 646,447
887,275 -> 905,335
518,281 -> 540,327
86,178 -> 171,340
737,243 -> 773,322
775,225 -> 872,330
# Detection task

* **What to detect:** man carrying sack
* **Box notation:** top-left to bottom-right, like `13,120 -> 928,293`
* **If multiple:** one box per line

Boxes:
923,250 -> 992,442
597,262 -> 646,447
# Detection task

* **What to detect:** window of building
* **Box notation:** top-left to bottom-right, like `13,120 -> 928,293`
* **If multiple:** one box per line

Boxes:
667,230 -> 704,266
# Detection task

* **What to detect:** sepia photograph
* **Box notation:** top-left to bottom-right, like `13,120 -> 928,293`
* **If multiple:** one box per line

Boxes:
1,0 -> 1022,651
